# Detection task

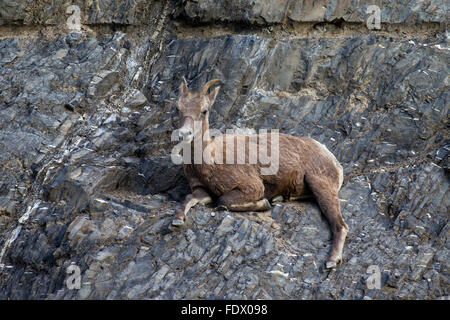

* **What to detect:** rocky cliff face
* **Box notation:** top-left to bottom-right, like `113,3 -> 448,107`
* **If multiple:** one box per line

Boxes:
0,0 -> 448,299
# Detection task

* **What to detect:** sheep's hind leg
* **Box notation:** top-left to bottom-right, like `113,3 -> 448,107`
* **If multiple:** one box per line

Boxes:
172,188 -> 212,226
305,174 -> 349,269
217,189 -> 271,212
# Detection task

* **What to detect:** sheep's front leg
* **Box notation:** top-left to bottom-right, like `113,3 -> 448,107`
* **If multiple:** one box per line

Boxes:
172,188 -> 212,226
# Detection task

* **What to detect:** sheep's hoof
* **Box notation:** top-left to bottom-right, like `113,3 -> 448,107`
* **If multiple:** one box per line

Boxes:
271,195 -> 284,204
215,205 -> 228,211
263,198 -> 272,209
326,255 -> 342,269
171,219 -> 185,226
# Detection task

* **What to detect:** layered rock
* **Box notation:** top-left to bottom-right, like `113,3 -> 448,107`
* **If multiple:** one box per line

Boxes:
0,0 -> 166,26
183,0 -> 449,24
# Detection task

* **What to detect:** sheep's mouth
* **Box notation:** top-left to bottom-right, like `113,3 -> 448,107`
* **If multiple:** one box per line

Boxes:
182,136 -> 193,144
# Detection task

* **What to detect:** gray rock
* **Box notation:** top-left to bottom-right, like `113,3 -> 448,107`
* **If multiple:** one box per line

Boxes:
183,0 -> 449,24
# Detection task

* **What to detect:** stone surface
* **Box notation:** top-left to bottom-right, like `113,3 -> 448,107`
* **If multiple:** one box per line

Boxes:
182,0 -> 449,24
0,0 -> 167,26
0,0 -> 448,300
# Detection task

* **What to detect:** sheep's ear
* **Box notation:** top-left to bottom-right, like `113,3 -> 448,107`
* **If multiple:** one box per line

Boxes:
207,85 -> 220,107
179,77 -> 188,96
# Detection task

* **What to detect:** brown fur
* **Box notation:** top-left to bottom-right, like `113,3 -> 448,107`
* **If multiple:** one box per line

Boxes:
172,78 -> 348,268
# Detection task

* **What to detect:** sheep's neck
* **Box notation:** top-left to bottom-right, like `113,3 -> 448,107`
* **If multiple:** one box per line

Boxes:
202,118 -> 212,146
190,118 -> 213,156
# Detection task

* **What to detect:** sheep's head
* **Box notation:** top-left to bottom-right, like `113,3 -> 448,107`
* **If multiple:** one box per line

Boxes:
177,77 -> 221,143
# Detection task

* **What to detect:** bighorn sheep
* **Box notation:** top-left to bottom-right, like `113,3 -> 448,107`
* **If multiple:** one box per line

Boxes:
172,78 -> 348,268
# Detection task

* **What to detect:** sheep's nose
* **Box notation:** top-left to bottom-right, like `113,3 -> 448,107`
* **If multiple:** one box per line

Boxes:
179,128 -> 193,141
